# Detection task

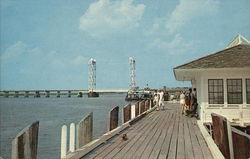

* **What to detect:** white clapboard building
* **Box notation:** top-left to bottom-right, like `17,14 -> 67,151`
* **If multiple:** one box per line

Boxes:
174,35 -> 250,126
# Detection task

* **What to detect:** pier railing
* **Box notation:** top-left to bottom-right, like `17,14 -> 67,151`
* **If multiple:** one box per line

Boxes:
211,113 -> 250,159
62,99 -> 155,159
4,99 -> 155,159
10,121 -> 39,159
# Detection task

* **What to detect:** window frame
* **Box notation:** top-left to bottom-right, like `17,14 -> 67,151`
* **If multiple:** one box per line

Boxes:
246,79 -> 250,104
227,79 -> 243,104
208,79 -> 224,104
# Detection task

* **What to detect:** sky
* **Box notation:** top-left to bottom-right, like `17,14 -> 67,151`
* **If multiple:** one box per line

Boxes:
0,0 -> 250,90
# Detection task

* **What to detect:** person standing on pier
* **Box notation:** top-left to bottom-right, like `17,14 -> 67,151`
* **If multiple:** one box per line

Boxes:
180,91 -> 185,114
159,90 -> 164,110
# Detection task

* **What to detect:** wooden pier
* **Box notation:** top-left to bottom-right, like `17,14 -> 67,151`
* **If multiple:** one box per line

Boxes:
68,103 -> 214,159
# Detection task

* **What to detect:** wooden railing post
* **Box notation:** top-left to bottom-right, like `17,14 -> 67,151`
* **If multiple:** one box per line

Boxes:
145,100 -> 149,111
140,101 -> 145,114
150,99 -> 154,108
231,127 -> 250,159
211,113 -> 230,159
61,125 -> 67,159
109,106 -> 119,131
69,123 -> 76,152
77,112 -> 93,148
123,104 -> 131,123
11,121 -> 39,159
135,102 -> 139,117
131,104 -> 136,119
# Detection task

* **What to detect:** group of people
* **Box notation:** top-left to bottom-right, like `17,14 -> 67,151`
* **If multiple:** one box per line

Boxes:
180,88 -> 198,118
153,90 -> 165,110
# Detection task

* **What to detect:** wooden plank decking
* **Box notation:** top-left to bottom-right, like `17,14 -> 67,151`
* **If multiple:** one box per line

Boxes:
81,103 -> 214,159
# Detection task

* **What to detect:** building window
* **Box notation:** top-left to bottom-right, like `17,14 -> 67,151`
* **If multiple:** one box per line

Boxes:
227,79 -> 242,104
208,79 -> 224,104
246,79 -> 250,104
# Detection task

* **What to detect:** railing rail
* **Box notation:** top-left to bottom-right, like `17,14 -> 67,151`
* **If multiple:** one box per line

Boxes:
65,98 -> 156,159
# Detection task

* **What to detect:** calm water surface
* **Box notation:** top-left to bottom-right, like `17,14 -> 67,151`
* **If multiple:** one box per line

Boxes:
0,93 -> 128,159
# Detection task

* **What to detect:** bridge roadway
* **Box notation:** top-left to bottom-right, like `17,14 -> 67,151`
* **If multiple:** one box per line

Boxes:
0,89 -> 129,98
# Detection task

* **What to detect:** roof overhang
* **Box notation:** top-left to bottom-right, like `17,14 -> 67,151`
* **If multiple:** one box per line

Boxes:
173,67 -> 250,81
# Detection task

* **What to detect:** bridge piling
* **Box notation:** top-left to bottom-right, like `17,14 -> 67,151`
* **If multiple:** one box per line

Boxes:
14,91 -> 19,98
24,91 -> 29,98
57,91 -> 60,98
45,91 -> 50,98
34,91 -> 40,98
68,91 -> 71,98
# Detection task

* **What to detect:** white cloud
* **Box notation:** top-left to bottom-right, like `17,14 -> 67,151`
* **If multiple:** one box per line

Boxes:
166,0 -> 219,33
79,0 -> 145,37
1,42 -> 86,68
0,41 -> 27,61
151,34 -> 193,54
143,18 -> 163,36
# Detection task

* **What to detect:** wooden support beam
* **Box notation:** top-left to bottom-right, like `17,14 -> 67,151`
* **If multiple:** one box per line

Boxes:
109,106 -> 119,131
123,104 -> 131,123
11,121 -> 39,159
77,112 -> 93,148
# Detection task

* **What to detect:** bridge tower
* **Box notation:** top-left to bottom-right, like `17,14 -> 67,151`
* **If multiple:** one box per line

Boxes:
88,58 -> 99,97
129,57 -> 136,91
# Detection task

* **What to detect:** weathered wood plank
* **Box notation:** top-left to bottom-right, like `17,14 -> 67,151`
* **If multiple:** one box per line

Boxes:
149,112 -> 173,159
135,102 -> 139,117
103,113 -> 160,159
139,101 -> 145,114
123,112 -> 167,159
232,127 -> 250,159
192,118 -> 214,159
187,118 -> 205,159
183,116 -> 195,159
176,113 -> 185,159
211,113 -> 230,159
167,111 -> 180,159
78,112 -> 93,148
145,100 -> 150,111
11,121 -> 39,159
158,110 -> 177,159
72,103 -> 215,159
123,104 -> 131,123
91,111 -> 158,159
134,111 -> 169,158
117,112 -> 164,159
109,106 -> 119,131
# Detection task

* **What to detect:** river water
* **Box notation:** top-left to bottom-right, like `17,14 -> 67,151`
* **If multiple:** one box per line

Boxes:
0,93 -> 128,159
